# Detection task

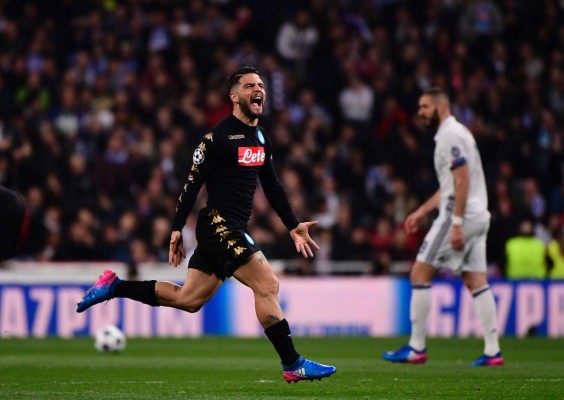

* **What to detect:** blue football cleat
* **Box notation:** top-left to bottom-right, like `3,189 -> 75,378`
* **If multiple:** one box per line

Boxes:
282,356 -> 336,383
383,344 -> 427,364
76,269 -> 121,313
470,352 -> 504,366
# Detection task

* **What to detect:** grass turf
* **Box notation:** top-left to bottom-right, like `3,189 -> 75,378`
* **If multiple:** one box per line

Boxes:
1,337 -> 563,399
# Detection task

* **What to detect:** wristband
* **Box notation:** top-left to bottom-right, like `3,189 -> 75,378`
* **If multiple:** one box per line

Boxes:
452,215 -> 464,226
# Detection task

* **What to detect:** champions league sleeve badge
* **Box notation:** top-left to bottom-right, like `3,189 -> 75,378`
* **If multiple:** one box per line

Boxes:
193,148 -> 205,164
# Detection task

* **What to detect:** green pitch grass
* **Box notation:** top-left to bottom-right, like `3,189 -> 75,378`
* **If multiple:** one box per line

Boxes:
1,337 -> 563,399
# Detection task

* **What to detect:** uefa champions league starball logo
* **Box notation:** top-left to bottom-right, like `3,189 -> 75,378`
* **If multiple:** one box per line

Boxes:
193,148 -> 205,164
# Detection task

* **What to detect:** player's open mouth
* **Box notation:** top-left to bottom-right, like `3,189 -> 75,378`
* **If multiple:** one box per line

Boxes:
251,95 -> 263,109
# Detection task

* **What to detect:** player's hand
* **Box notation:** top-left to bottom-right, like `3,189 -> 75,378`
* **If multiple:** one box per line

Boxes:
290,221 -> 320,258
451,225 -> 464,250
405,210 -> 425,234
168,230 -> 186,267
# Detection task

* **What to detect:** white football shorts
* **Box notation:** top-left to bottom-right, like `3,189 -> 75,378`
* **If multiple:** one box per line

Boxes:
416,212 -> 490,274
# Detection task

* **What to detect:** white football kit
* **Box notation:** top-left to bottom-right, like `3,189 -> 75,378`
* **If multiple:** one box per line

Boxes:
416,116 -> 490,273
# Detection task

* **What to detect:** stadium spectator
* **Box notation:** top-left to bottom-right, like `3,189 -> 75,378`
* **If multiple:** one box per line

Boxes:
276,8 -> 319,80
338,72 -> 374,126
259,53 -> 288,115
505,219 -> 548,280
459,0 -> 503,40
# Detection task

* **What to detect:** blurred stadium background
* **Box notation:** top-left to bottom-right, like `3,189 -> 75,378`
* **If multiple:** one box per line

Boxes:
0,0 -> 563,340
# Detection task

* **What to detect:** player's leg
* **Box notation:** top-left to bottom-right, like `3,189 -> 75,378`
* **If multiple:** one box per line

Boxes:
233,251 -> 296,365
233,251 -> 336,382
460,218 -> 503,366
233,252 -> 283,328
408,261 -> 436,352
463,271 -> 503,366
154,268 -> 222,312
383,261 -> 434,364
76,266 -> 222,313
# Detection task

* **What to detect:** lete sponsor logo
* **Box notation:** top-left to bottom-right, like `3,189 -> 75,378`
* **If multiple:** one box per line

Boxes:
238,147 -> 265,166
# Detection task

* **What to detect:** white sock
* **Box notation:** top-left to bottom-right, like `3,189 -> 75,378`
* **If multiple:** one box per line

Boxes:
472,285 -> 501,356
408,285 -> 432,351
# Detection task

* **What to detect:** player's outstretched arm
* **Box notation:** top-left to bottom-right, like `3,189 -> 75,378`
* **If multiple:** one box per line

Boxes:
289,221 -> 320,258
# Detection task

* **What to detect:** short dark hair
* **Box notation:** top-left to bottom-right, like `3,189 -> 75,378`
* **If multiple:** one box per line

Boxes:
422,87 -> 450,105
227,66 -> 261,93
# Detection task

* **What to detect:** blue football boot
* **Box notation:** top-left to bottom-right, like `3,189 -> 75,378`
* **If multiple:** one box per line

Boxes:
470,352 -> 504,366
383,344 -> 427,364
282,356 -> 336,383
76,269 -> 121,313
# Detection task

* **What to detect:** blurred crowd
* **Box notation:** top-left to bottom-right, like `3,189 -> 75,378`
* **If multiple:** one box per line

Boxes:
0,0 -> 563,277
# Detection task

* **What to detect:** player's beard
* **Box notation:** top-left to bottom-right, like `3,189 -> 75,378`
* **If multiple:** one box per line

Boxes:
427,109 -> 440,131
240,99 -> 262,120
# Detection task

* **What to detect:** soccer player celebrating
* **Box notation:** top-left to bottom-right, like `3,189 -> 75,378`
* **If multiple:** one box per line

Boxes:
77,66 -> 336,382
383,88 -> 504,366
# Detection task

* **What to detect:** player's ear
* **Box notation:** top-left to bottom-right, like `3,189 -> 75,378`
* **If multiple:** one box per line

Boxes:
230,91 -> 238,103
439,102 -> 449,115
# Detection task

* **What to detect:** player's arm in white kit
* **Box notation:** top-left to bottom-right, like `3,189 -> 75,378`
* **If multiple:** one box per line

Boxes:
440,123 -> 474,251
451,163 -> 469,250
404,190 -> 441,234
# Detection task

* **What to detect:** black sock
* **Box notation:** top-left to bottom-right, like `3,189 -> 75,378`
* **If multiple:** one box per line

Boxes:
264,319 -> 300,366
113,280 -> 159,306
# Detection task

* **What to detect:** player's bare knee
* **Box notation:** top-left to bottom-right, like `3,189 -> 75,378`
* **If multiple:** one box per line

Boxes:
410,261 -> 434,284
269,278 -> 280,296
178,297 -> 206,313
177,297 -> 206,314
255,276 -> 279,299
462,272 -> 488,291
410,270 -> 430,285
186,304 -> 203,313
